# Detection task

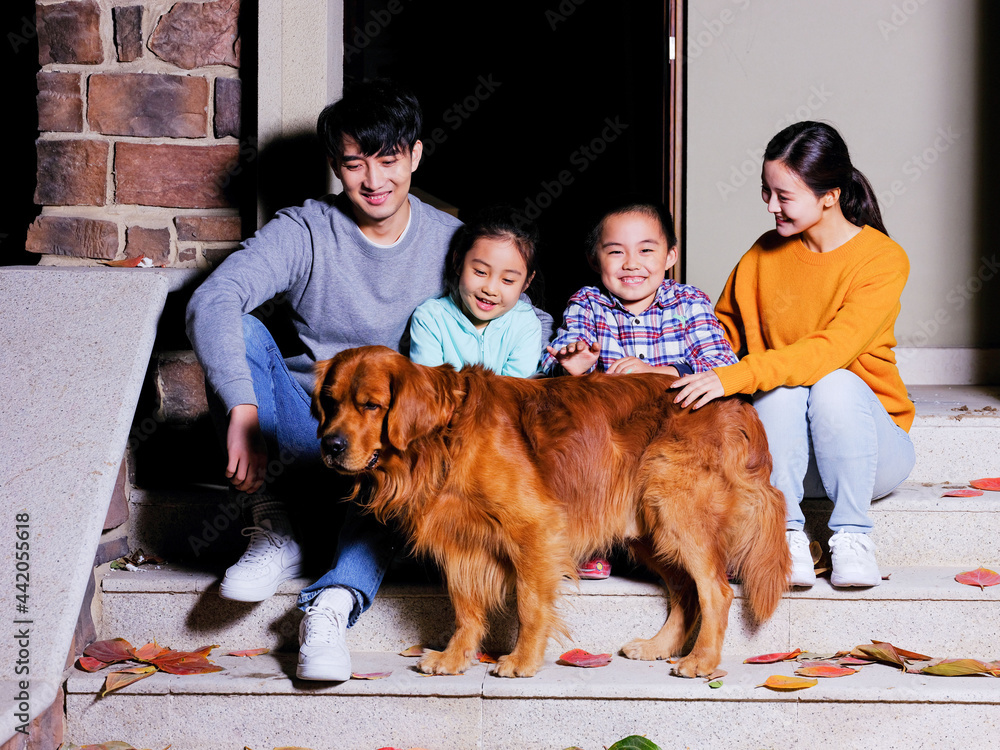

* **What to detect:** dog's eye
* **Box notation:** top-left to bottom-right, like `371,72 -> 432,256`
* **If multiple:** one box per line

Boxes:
362,402 -> 381,412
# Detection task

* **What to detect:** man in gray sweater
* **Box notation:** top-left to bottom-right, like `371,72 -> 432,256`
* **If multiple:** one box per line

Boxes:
187,80 -> 465,681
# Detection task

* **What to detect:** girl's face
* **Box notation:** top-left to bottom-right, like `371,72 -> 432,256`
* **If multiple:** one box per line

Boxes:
761,159 -> 837,237
594,212 -> 677,315
457,237 -> 532,330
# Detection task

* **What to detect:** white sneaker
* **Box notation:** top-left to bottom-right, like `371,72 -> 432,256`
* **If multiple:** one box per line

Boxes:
297,587 -> 353,681
829,531 -> 881,587
786,530 -> 816,587
219,522 -> 303,602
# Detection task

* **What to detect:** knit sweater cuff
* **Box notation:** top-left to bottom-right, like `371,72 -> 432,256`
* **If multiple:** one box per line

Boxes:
716,362 -> 756,397
215,378 -> 258,413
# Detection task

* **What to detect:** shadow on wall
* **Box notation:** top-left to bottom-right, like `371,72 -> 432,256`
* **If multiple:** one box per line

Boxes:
972,0 -> 1000,372
256,132 -> 329,225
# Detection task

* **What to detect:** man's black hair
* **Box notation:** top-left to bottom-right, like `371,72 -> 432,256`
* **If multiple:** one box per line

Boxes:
317,78 -> 422,160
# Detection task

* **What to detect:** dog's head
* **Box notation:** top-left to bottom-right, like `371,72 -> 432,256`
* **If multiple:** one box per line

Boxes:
312,345 -> 457,474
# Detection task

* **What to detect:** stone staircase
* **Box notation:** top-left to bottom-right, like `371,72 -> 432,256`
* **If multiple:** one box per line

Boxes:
62,383 -> 1000,750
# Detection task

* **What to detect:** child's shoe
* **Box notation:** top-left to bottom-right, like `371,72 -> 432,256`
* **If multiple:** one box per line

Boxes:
578,557 -> 611,580
829,530 -> 881,587
786,529 -> 816,587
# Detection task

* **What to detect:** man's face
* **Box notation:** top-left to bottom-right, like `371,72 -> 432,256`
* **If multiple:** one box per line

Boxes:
331,134 -> 423,237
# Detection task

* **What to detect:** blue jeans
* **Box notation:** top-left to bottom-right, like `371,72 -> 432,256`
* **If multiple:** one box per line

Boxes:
238,316 -> 397,626
752,369 -> 915,533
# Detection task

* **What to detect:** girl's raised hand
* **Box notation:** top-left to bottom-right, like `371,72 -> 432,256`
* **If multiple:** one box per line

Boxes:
672,370 -> 725,409
547,339 -> 601,375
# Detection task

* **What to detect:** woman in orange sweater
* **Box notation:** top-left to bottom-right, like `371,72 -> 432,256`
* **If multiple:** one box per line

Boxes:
673,121 -> 915,588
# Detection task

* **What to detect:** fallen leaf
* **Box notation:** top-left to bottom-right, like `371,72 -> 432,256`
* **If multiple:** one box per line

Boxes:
350,671 -> 392,680
101,665 -> 157,696
132,641 -> 170,662
744,648 -> 802,664
100,256 -> 146,267
757,674 -> 817,691
970,477 -> 1000,491
149,649 -> 223,676
84,638 -> 136,664
870,641 -> 932,661
795,664 -> 858,678
476,652 -> 499,664
921,659 -> 1000,677
227,648 -> 270,657
838,656 -> 875,666
399,645 -> 427,657
708,680 -> 723,688
942,489 -> 984,497
77,655 -> 110,672
557,648 -> 613,668
704,668 -> 728,681
794,652 -> 839,662
955,567 -> 1000,589
607,737 -> 662,750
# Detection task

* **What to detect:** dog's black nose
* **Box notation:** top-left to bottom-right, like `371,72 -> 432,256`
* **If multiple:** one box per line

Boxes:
323,434 -> 348,455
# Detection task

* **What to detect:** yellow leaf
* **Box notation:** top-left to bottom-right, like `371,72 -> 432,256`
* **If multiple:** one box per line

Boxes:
757,674 -> 818,691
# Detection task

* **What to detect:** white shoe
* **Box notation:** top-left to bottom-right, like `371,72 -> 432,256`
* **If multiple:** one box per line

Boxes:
219,522 -> 303,602
786,530 -> 816,587
829,531 -> 881,587
297,588 -> 353,681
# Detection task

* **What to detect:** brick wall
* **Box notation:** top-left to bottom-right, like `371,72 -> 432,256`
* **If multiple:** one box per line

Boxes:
27,0 -> 246,267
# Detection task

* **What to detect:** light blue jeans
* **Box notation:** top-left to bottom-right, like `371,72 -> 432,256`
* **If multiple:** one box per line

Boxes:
238,316 -> 397,626
752,369 -> 915,533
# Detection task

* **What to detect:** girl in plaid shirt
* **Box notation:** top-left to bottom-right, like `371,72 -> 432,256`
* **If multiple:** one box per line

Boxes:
542,201 -> 737,377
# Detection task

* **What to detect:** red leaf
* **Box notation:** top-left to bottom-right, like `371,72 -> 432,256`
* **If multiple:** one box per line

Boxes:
955,567 -> 1000,589
132,641 -> 170,662
227,648 -> 269,657
557,649 -> 613,668
744,648 -> 802,664
970,477 -> 1000,491
149,649 -> 223,675
84,638 -> 136,664
476,652 -> 499,664
101,256 -> 145,268
77,655 -> 110,672
838,656 -> 875,666
870,641 -> 933,661
942,489 -> 984,497
351,671 -> 392,680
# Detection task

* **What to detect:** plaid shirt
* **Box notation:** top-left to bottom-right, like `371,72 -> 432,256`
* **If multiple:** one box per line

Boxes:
541,280 -> 738,375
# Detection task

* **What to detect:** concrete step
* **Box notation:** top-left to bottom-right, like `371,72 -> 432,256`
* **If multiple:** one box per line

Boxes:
98,562 -> 1000,660
907,384 -> 1000,482
64,648 -> 1000,750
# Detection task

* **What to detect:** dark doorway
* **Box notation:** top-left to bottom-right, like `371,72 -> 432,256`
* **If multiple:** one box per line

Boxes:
344,1 -> 673,317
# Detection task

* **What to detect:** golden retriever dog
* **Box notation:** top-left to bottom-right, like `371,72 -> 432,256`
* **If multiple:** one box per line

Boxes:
313,345 -> 790,678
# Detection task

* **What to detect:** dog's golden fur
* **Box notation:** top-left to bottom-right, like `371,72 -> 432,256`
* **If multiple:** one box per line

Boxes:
313,345 -> 790,678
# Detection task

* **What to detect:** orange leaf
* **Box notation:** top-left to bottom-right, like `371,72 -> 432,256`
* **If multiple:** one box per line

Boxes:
84,638 -> 136,664
870,640 -> 932,661
795,665 -> 858,678
227,648 -> 270,657
921,659 -> 1000,677
399,645 -> 427,657
476,652 -> 499,664
149,650 -> 223,675
856,643 -> 905,669
101,665 -> 157,696
942,489 -> 984,497
757,674 -> 817,690
970,477 -> 1000,491
132,641 -> 170,662
100,256 -> 146,267
744,648 -> 802,664
955,567 -> 1000,589
351,671 -> 392,680
557,649 -> 613,668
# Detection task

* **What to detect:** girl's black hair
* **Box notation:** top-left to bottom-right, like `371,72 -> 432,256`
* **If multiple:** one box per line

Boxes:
585,199 -> 678,266
446,206 -> 539,295
764,121 -> 888,235
317,78 -> 422,160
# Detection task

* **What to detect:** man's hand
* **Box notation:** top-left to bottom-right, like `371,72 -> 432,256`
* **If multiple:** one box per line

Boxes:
226,404 -> 268,493
606,357 -> 679,377
672,370 -> 725,409
546,340 -> 601,376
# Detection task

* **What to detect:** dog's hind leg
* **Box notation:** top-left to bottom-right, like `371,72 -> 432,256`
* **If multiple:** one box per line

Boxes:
622,538 -> 699,661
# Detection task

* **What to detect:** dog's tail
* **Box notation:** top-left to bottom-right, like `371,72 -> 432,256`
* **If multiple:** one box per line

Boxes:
725,402 -> 791,623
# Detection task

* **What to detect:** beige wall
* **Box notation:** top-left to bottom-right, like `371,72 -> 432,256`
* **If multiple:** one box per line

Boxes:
685,0 -> 995,355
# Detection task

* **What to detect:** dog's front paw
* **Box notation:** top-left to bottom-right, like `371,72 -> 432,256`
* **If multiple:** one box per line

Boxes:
621,637 -> 674,662
672,651 -> 720,679
417,648 -> 473,675
492,654 -> 540,678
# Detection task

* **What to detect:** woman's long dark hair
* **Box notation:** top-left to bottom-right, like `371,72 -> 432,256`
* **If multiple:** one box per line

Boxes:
765,121 -> 887,236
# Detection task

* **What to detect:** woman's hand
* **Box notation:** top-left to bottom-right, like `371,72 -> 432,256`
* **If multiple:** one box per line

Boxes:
226,404 -> 268,493
672,370 -> 725,409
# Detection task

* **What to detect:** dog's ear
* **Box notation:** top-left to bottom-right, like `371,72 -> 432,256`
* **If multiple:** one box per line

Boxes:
311,358 -> 336,427
387,361 -> 452,451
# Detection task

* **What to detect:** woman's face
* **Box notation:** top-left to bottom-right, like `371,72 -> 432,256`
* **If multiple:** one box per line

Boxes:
761,159 -> 834,237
